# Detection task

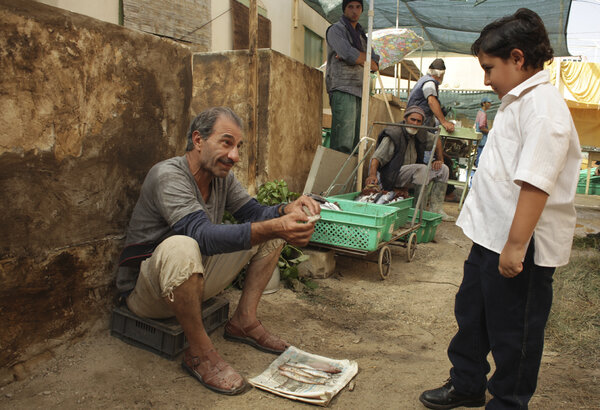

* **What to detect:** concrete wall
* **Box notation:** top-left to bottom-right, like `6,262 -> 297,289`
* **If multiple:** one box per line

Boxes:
191,49 -> 323,193
0,0 -> 192,374
35,0 -> 119,24
211,0 -> 329,66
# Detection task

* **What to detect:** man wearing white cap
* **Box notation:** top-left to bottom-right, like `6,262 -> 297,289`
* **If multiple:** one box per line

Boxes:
407,58 -> 455,133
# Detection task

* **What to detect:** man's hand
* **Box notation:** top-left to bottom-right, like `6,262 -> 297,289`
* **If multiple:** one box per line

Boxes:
364,175 -> 379,186
499,242 -> 526,278
394,188 -> 409,198
250,195 -> 321,246
441,120 -> 455,133
355,52 -> 379,72
432,159 -> 443,171
285,195 -> 321,218
277,211 -> 315,246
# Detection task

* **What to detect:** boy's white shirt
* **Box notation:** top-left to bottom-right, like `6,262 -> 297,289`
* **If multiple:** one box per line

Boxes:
457,70 -> 582,267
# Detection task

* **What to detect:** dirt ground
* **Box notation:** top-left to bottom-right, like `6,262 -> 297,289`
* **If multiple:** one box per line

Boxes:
1,199 -> 599,409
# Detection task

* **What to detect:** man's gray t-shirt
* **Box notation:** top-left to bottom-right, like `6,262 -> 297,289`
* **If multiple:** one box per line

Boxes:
125,155 -> 251,246
117,155 -> 253,292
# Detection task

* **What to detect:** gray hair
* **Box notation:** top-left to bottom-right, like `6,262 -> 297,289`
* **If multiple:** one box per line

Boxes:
186,107 -> 243,151
427,68 -> 445,79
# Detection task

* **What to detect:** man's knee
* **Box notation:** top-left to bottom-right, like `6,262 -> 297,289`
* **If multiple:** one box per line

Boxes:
157,235 -> 202,262
434,164 -> 450,182
253,238 -> 285,261
150,235 -> 204,300
411,164 -> 429,185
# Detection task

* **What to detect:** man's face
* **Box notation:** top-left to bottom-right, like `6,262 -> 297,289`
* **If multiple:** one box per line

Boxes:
433,73 -> 445,84
406,113 -> 424,126
405,112 -> 423,135
343,1 -> 363,23
483,101 -> 492,110
197,116 -> 243,178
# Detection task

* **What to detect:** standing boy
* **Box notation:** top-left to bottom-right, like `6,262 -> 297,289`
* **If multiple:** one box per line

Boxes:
419,8 -> 581,409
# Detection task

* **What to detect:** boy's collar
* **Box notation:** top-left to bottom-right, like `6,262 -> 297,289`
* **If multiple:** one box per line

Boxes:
503,70 -> 549,102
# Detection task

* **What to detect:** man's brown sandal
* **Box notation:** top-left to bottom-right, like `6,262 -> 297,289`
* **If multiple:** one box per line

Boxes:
181,349 -> 249,395
224,320 -> 289,354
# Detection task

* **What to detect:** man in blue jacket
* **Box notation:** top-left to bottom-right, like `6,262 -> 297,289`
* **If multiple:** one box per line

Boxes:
407,58 -> 455,133
325,0 -> 380,154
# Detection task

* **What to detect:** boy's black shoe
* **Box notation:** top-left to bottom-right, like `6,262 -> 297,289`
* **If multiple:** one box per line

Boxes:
419,379 -> 486,409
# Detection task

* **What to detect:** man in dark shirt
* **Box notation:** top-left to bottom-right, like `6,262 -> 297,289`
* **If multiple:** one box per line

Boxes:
117,107 -> 320,395
325,0 -> 380,153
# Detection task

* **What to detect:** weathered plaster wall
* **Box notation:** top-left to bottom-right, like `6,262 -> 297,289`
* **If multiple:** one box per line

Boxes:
0,0 -> 192,373
262,51 -> 322,192
191,49 -> 322,193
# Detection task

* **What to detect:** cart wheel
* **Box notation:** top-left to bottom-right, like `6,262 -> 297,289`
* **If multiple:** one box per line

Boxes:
406,232 -> 417,262
378,245 -> 392,280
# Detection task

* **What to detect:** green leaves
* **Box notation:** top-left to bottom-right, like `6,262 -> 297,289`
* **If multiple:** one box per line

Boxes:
256,179 -> 300,206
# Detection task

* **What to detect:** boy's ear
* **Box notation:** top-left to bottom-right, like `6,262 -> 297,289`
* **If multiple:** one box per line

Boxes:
510,48 -> 525,69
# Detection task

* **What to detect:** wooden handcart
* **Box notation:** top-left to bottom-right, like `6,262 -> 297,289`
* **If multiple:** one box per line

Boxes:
308,123 -> 441,279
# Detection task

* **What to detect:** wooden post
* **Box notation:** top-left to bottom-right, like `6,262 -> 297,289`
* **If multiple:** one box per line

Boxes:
247,0 -> 258,195
398,62 -> 402,97
357,0 -> 375,191
377,72 -> 394,122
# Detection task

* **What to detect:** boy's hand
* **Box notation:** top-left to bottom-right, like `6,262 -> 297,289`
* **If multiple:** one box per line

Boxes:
499,242 -> 525,278
500,182 -> 549,278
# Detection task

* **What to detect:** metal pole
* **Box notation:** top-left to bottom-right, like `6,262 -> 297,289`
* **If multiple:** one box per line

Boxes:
393,0 -> 399,89
357,0 -> 375,191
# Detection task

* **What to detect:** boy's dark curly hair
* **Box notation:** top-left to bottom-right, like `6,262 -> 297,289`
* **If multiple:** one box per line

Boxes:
471,8 -> 554,70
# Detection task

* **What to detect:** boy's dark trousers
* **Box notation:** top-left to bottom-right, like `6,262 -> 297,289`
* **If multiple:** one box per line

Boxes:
447,238 -> 555,409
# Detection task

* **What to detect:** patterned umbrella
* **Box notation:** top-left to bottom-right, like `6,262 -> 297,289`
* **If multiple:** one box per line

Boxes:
371,28 -> 424,71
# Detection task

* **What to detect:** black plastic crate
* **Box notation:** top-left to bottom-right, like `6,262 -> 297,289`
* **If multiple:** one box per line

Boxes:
110,296 -> 229,360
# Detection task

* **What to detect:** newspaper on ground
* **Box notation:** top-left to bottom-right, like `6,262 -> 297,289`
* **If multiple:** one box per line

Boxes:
249,346 -> 358,406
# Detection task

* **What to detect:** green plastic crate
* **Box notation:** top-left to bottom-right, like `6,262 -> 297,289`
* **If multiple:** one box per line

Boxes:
408,208 -> 442,243
324,198 -> 400,241
576,172 -> 600,195
328,192 -> 413,232
322,128 -> 331,148
311,201 -> 398,250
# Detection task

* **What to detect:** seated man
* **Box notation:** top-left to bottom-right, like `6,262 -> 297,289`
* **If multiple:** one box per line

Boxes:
116,107 -> 320,395
364,105 -> 454,221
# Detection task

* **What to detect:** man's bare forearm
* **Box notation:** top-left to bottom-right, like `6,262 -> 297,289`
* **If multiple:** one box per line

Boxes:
250,218 -> 283,245
428,96 -> 446,124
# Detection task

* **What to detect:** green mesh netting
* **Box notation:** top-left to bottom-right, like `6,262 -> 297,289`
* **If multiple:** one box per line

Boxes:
304,0 -> 572,57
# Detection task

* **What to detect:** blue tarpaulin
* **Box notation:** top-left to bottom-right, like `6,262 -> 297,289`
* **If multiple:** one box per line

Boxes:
303,0 -> 572,56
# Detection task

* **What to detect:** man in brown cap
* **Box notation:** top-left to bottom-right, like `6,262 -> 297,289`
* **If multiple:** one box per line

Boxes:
407,58 -> 455,133
365,105 -> 454,221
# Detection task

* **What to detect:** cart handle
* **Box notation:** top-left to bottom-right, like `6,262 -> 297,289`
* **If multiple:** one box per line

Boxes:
323,136 -> 376,198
